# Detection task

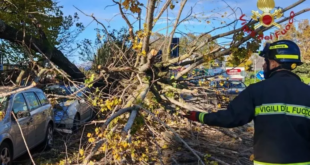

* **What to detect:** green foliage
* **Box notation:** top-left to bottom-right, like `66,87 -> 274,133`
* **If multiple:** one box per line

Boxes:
293,63 -> 310,80
78,27 -> 132,68
84,74 -> 95,88
0,0 -> 84,63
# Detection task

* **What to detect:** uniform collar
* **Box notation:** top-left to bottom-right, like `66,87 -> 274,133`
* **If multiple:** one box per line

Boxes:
269,70 -> 301,81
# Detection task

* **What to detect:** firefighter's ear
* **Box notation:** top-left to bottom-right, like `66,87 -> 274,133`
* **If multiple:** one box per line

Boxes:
269,60 -> 280,69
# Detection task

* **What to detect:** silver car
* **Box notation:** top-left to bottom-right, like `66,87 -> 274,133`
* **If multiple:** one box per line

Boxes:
0,87 -> 54,164
44,84 -> 93,134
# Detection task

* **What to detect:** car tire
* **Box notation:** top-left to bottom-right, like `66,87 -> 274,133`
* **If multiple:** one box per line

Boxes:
44,124 -> 54,150
72,114 -> 80,132
0,142 -> 13,165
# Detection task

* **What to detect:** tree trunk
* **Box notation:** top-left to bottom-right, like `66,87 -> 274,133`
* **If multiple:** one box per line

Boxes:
0,19 -> 85,81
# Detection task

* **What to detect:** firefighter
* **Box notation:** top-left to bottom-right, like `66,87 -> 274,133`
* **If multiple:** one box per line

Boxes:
184,40 -> 310,164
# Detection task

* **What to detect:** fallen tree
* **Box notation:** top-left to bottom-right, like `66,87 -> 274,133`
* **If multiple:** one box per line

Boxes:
0,19 -> 85,81
69,0 -> 309,164
2,0 -> 309,164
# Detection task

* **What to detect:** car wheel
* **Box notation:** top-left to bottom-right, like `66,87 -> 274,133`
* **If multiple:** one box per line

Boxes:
44,124 -> 54,150
72,114 -> 80,132
0,142 -> 13,165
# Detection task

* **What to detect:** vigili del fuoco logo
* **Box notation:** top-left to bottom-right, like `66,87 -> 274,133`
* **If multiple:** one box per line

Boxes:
239,0 -> 295,40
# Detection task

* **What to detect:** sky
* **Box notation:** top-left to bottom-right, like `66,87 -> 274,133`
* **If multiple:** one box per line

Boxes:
57,0 -> 310,65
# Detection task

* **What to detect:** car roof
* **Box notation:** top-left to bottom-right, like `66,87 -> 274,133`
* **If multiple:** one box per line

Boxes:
1,86 -> 43,94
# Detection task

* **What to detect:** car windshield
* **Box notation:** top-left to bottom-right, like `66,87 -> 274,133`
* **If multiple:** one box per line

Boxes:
211,80 -> 230,88
44,85 -> 77,96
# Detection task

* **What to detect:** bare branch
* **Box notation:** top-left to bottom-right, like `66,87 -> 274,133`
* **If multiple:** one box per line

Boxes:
154,0 -> 172,22
140,0 -> 157,65
166,0 -> 188,61
157,82 -> 198,94
0,82 -> 36,97
112,0 -> 135,42
122,109 -> 138,135
175,60 -> 203,80
138,105 -> 206,165
209,0 -> 307,42
101,106 -> 135,131
160,95 -> 210,112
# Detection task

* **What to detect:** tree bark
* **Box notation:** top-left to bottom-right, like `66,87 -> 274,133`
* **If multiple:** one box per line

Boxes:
0,19 -> 85,81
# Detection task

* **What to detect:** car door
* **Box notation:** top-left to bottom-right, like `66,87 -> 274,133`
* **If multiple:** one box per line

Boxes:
35,91 -> 51,141
23,92 -> 42,147
10,93 -> 32,157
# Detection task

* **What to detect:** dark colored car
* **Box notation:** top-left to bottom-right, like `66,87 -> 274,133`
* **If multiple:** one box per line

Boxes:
209,79 -> 247,108
211,79 -> 247,94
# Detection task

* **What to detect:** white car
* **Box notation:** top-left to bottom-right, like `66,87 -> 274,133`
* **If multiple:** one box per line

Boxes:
44,84 -> 93,133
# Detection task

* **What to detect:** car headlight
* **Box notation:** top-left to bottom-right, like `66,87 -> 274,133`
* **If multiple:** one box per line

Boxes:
54,110 -> 69,119
56,111 -> 64,116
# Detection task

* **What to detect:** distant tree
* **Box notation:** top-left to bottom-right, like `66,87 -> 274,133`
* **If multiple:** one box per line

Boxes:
280,19 -> 310,61
281,19 -> 310,77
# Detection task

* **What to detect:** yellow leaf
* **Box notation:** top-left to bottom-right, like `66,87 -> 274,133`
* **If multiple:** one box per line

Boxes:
250,154 -> 255,161
87,133 -> 92,138
88,137 -> 95,143
122,0 -> 130,9
211,161 -> 219,165
107,104 -> 112,110
92,100 -> 97,106
142,50 -> 146,55
79,149 -> 84,156
95,127 -> 100,134
162,144 -> 169,149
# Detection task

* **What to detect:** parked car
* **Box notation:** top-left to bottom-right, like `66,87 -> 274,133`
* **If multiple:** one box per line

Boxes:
211,79 -> 246,93
0,87 -> 54,164
209,79 -> 247,108
43,84 -> 93,134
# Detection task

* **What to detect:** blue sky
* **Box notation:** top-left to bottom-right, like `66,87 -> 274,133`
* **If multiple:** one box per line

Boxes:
58,0 -> 310,64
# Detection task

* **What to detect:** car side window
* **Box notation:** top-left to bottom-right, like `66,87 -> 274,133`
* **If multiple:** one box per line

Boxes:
24,92 -> 40,111
13,94 -> 29,118
36,92 -> 48,105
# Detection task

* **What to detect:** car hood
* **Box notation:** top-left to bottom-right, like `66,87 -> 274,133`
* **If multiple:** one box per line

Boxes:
53,99 -> 76,111
218,87 -> 245,94
226,87 -> 245,94
59,100 -> 76,107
